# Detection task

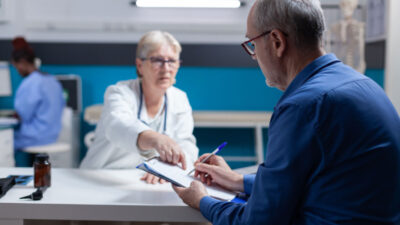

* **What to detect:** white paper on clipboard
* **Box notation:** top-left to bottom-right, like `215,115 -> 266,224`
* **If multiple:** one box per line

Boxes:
137,158 -> 236,201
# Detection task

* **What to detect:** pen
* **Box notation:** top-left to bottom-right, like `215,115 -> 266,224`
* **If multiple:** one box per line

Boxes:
187,142 -> 227,175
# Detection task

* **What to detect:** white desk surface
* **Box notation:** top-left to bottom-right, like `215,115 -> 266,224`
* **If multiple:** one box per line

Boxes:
0,168 -> 206,223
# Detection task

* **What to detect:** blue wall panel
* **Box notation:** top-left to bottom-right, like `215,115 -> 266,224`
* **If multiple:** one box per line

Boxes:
365,69 -> 385,88
0,65 -> 385,168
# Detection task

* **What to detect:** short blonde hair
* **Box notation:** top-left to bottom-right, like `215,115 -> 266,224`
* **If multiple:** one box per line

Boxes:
136,30 -> 182,59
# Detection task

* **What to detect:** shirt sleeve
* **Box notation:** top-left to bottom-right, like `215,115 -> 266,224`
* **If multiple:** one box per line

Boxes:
102,85 -> 151,151
14,78 -> 41,122
199,103 -> 323,225
243,174 -> 256,195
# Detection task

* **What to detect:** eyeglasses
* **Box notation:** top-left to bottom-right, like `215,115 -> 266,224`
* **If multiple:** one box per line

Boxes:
241,30 -> 271,56
141,57 -> 181,69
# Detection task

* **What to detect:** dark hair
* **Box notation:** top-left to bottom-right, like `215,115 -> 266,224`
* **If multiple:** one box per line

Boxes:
11,37 -> 35,63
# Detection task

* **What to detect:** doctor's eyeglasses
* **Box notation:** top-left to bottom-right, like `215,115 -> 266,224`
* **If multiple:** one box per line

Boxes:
141,57 -> 181,69
241,30 -> 272,57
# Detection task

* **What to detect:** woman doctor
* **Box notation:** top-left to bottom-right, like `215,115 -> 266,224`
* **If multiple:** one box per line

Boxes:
11,37 -> 65,166
80,31 -> 199,184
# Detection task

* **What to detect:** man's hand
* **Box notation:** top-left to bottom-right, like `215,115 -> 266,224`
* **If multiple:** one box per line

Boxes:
138,130 -> 187,169
194,154 -> 244,192
140,172 -> 167,184
172,181 -> 208,210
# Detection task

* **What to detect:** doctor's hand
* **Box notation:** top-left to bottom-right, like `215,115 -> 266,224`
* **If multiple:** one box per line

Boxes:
194,154 -> 244,192
172,181 -> 208,210
153,134 -> 187,169
140,172 -> 167,184
137,130 -> 187,169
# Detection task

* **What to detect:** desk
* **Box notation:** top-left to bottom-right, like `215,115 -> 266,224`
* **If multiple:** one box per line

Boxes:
193,111 -> 272,164
0,168 -> 206,224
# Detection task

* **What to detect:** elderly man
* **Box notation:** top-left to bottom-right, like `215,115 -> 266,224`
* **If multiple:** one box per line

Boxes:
173,0 -> 400,224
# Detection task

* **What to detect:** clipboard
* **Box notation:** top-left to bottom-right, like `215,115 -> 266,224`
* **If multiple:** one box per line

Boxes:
136,157 -> 236,201
137,162 -> 184,187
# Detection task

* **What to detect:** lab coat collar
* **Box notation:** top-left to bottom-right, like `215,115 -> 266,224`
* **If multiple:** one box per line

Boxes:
132,79 -> 184,114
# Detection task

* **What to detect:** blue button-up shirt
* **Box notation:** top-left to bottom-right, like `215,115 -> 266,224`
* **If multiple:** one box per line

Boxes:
200,54 -> 400,225
14,71 -> 65,149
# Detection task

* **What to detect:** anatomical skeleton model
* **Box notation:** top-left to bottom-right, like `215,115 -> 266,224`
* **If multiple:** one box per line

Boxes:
328,0 -> 366,73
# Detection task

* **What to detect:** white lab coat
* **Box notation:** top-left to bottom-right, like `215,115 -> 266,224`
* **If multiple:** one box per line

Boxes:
80,79 -> 199,169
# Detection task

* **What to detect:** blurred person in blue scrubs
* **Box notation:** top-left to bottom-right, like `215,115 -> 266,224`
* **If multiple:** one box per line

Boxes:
11,37 -> 65,167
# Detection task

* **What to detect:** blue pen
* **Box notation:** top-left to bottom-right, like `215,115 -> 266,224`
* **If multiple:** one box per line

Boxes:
187,142 -> 227,175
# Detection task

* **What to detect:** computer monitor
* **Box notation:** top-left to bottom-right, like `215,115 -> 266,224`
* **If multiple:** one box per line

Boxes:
55,75 -> 82,114
0,61 -> 12,97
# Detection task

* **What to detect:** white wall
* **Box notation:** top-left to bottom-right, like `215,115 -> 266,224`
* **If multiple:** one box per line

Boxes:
0,0 -> 253,44
385,0 -> 400,114
0,0 -> 364,44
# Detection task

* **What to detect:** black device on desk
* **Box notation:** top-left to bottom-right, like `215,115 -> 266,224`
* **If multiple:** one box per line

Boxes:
0,175 -> 46,201
0,176 -> 15,198
20,187 -> 46,201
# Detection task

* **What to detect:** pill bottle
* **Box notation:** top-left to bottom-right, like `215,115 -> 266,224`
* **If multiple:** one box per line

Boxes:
34,153 -> 51,188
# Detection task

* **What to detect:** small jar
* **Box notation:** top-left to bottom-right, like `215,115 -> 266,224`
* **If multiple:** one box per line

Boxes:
34,153 -> 51,188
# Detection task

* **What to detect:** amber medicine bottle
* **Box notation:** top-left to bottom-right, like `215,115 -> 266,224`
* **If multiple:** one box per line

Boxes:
34,153 -> 51,188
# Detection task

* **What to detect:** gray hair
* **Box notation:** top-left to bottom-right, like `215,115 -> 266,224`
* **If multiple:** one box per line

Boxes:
136,30 -> 182,59
253,0 -> 326,49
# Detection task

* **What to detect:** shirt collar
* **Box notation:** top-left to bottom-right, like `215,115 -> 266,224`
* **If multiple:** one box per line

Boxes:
28,70 -> 40,77
23,70 -> 40,82
276,53 -> 340,106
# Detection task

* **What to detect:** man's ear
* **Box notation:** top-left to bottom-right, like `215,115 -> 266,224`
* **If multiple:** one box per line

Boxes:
270,29 -> 287,58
